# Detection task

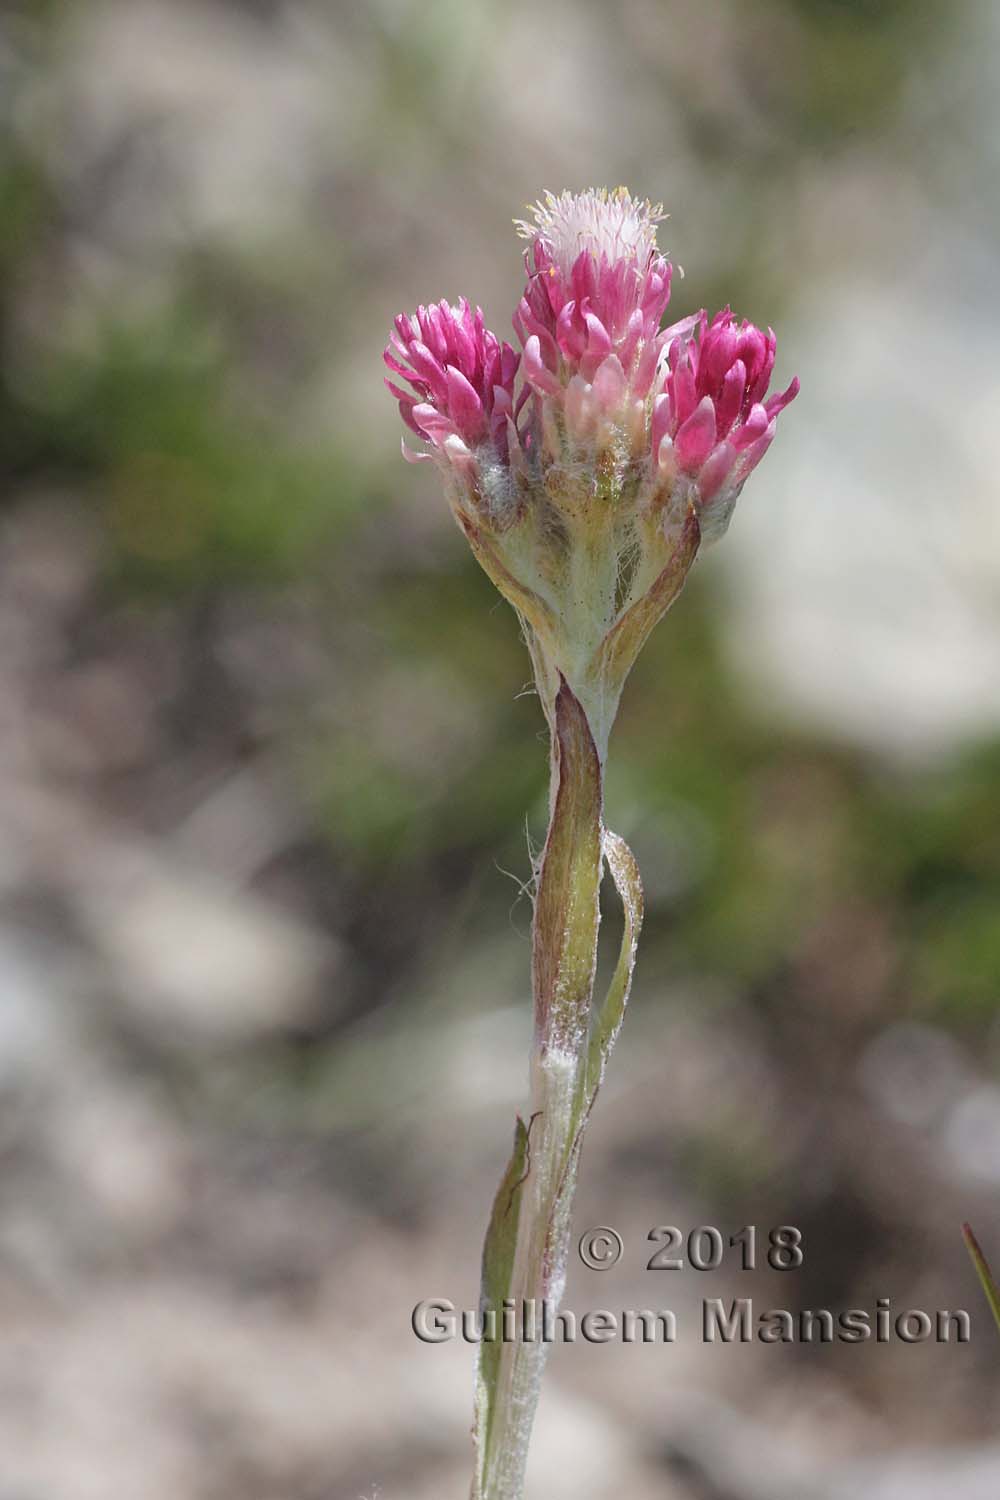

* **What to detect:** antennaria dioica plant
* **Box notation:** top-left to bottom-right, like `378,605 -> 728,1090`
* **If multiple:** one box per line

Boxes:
384,188 -> 799,1500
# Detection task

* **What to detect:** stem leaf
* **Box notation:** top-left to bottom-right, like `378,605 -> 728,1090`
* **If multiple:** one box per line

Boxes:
532,678 -> 603,1055
472,1113 -> 533,1496
594,505 -> 700,686
587,828 -> 644,1097
962,1222 -> 1000,1336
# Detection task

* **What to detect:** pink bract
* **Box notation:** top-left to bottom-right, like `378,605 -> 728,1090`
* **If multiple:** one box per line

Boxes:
383,298 -> 520,462
515,234 -> 674,396
514,189 -> 675,414
653,307 -> 800,499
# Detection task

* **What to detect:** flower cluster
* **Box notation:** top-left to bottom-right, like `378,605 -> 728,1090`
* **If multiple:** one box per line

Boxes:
383,188 -> 798,749
654,307 -> 799,541
385,297 -> 521,465
513,190 -> 675,448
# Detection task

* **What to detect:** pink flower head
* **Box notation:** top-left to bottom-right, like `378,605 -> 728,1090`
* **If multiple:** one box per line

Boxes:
513,188 -> 675,431
383,188 -> 800,747
384,189 -> 799,566
650,306 -> 799,538
383,298 -> 520,466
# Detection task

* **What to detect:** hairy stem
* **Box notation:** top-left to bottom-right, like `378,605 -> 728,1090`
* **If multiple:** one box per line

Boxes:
472,681 -> 605,1500
477,1050 -> 587,1500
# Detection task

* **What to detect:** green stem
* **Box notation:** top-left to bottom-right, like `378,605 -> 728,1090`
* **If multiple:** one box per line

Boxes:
472,681 -> 605,1500
477,1051 -> 588,1500
470,669 -> 646,1500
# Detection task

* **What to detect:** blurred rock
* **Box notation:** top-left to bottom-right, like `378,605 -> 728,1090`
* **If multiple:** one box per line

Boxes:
75,845 -> 336,1043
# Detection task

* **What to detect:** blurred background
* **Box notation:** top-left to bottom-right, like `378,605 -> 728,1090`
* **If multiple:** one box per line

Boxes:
1,1 -> 999,1496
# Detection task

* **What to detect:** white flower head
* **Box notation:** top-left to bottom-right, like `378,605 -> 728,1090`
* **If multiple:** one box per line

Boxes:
515,186 -> 665,277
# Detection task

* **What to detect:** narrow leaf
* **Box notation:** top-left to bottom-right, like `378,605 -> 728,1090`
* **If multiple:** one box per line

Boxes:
586,828 -> 644,1097
455,509 -> 560,649
550,827 -> 644,1219
472,1114 -> 533,1496
963,1222 -> 1000,1336
532,678 -> 604,1055
594,505 -> 700,685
